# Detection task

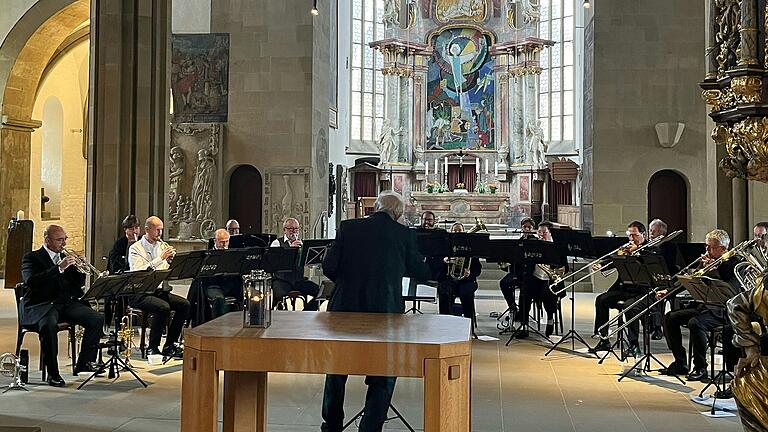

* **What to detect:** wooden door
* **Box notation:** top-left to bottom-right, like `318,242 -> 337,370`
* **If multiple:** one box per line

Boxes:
229,165 -> 263,234
648,170 -> 688,238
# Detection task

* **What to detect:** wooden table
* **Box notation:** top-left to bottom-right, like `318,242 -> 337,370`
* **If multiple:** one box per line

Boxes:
181,311 -> 472,432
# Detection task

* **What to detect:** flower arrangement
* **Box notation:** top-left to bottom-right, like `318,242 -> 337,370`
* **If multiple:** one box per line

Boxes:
436,182 -> 448,193
488,183 -> 498,193
455,182 -> 466,190
426,182 -> 435,193
474,181 -> 487,193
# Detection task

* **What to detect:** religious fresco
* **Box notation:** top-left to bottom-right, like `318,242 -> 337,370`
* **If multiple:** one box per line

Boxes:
171,33 -> 229,123
434,0 -> 488,23
426,27 -> 494,151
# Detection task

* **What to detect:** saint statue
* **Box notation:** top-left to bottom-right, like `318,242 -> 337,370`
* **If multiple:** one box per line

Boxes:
378,119 -> 402,165
191,148 -> 216,221
526,120 -> 547,168
382,0 -> 399,26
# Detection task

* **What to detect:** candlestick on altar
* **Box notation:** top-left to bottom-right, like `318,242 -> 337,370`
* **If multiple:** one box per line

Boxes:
425,159 -> 429,177
494,161 -> 498,177
485,159 -> 489,175
475,157 -> 479,175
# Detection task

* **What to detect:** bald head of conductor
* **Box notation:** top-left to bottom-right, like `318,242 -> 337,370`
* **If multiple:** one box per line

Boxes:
214,229 -> 230,250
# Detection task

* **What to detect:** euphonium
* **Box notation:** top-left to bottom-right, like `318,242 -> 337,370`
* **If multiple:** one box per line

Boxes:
447,218 -> 487,280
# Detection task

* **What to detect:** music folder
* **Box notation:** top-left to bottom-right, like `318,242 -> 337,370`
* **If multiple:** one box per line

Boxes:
261,247 -> 299,273
414,228 -> 451,257
551,228 -> 597,260
167,250 -> 209,280
197,247 -> 266,277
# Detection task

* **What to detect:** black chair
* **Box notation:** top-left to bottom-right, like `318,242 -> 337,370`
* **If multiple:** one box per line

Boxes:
13,283 -> 77,380
280,290 -> 309,310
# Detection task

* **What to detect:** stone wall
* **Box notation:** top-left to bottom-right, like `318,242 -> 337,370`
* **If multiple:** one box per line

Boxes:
589,0 -> 716,242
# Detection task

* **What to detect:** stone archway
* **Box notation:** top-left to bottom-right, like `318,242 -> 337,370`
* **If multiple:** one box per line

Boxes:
0,0 -> 89,270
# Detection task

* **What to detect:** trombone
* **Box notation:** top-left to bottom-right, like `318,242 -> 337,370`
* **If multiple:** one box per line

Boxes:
549,230 -> 681,297
598,237 -> 757,340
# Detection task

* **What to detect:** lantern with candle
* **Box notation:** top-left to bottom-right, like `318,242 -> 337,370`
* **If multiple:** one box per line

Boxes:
243,269 -> 272,328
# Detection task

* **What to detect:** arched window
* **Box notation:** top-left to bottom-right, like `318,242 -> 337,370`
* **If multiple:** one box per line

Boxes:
350,0 -> 385,144
41,96 -> 64,218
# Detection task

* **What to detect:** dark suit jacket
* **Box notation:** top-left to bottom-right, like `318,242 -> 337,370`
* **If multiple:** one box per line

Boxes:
107,236 -> 131,274
323,212 -> 428,313
20,247 -> 87,326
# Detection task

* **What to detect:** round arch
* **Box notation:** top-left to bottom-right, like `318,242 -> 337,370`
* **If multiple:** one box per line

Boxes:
228,165 -> 263,234
648,169 -> 689,239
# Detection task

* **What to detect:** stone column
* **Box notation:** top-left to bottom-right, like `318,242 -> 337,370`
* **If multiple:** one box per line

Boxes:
398,75 -> 411,163
738,0 -> 758,67
732,177 -> 748,244
87,0 -> 171,261
705,0 -> 719,79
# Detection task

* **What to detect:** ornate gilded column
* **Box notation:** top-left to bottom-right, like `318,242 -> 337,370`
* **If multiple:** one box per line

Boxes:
704,0 -> 718,81
738,0 -> 758,67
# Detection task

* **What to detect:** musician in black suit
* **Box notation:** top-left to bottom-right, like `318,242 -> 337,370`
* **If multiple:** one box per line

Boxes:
438,222 -> 481,329
499,218 -> 537,322
269,217 -> 319,311
188,228 -> 243,324
320,191 -> 429,432
107,214 -> 140,274
20,225 -> 104,387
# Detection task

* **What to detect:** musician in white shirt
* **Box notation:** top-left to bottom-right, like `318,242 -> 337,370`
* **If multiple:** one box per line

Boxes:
269,218 -> 319,310
128,216 -> 189,359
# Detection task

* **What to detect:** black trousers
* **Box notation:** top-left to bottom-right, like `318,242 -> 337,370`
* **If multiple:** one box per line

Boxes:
321,374 -> 396,432
499,272 -> 520,311
663,305 -> 724,370
38,302 -> 104,377
206,285 -> 242,319
594,288 -> 646,344
131,292 -> 190,351
272,278 -> 320,310
520,278 -> 561,323
437,279 -> 476,320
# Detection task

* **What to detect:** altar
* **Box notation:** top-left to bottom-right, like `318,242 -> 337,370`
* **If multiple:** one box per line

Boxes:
412,191 -> 509,226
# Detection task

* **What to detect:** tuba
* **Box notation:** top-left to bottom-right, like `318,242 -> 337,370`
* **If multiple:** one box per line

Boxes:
447,218 -> 487,280
734,241 -> 768,291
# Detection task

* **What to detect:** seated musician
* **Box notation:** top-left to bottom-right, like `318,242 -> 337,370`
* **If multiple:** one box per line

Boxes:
269,217 -> 320,310
438,223 -> 481,335
128,216 -> 190,359
590,221 -> 653,355
516,221 -> 566,339
408,211 -> 445,294
499,218 -> 537,320
20,225 -> 104,387
188,229 -> 243,325
646,218 -> 670,340
658,229 -> 742,381
107,214 -> 140,274
226,219 -> 241,236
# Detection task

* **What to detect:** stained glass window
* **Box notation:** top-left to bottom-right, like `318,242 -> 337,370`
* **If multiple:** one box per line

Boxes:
351,0 -> 385,141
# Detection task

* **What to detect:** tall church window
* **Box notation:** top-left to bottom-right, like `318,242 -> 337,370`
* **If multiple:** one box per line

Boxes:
538,0 -> 575,145
351,0 -> 385,143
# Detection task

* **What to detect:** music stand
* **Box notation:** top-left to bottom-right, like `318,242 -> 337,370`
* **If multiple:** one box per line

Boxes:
494,239 -> 561,345
77,270 -> 168,389
167,250 -> 210,281
227,234 -> 276,249
261,247 -> 299,272
414,228 -> 450,257
545,229 -> 598,356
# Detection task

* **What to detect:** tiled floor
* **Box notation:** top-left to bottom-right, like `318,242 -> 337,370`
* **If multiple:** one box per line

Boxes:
0,288 -> 744,431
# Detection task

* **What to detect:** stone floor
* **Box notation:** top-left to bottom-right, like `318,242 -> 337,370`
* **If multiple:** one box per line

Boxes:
0,287 -> 744,432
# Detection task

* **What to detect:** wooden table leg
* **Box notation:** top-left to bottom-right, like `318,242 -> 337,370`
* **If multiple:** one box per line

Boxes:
181,347 -> 219,432
223,371 -> 268,432
423,355 -> 471,432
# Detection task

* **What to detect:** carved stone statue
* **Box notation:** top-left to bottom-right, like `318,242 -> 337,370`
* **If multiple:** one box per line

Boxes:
340,168 -> 349,220
191,148 -> 216,221
169,146 -> 185,215
378,119 -> 402,165
526,120 -> 547,168
382,0 -> 399,26
328,163 -> 336,217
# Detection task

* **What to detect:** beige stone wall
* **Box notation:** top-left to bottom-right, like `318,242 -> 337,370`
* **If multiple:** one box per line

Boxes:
590,0 -> 716,242
29,39 -> 88,252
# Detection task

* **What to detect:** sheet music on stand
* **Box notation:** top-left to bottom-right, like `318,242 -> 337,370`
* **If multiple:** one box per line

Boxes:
167,250 -> 209,281
299,239 -> 335,267
196,247 -> 266,277
81,270 -> 170,301
677,275 -> 740,307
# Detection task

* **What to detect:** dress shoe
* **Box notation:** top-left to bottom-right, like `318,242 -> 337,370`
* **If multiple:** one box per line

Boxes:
74,362 -> 105,376
622,344 -> 641,358
651,328 -> 664,340
162,346 -> 183,360
714,387 -> 734,399
660,362 -> 689,376
145,347 -> 162,357
514,330 -> 529,339
47,375 -> 66,387
686,368 -> 709,382
588,339 -> 612,354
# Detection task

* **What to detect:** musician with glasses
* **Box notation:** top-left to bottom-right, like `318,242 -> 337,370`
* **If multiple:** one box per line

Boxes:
20,224 -> 104,387
188,229 -> 243,325
657,229 -> 741,380
438,223 -> 481,333
107,214 -> 140,274
269,217 -> 320,311
589,221 -> 654,355
128,216 -> 190,359
225,219 -> 241,236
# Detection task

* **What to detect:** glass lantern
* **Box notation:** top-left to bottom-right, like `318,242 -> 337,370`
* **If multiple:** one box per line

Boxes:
242,269 -> 272,328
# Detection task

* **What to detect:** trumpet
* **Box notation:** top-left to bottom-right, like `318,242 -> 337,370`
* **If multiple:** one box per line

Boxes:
62,248 -> 108,278
158,240 -> 177,260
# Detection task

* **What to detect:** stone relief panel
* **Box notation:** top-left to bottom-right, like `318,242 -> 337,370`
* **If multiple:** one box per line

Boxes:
263,168 -> 311,237
168,123 -> 223,240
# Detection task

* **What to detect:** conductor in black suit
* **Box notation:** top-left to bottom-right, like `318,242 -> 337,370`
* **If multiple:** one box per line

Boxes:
20,225 -> 104,387
321,191 -> 429,432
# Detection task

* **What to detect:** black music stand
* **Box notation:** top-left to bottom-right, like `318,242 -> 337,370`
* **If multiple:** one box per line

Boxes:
497,239 -> 562,345
77,270 -> 168,389
261,247 -> 299,272
545,229 -> 597,356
